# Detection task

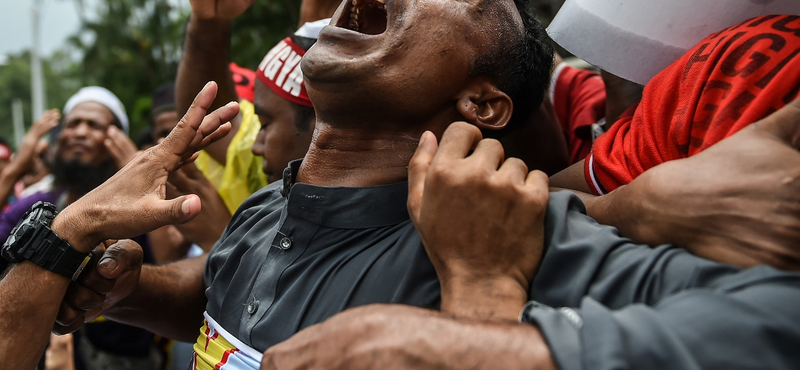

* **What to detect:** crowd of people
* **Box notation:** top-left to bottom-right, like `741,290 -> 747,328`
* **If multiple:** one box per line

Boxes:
1,0 -> 800,369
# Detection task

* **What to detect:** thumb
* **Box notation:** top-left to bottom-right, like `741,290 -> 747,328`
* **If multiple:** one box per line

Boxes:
158,194 -> 202,225
755,95 -> 800,148
96,240 -> 144,279
408,131 -> 438,221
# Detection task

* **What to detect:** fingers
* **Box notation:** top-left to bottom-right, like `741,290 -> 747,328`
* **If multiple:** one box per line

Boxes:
433,122 -> 483,164
160,81 -> 221,164
55,299 -> 87,329
408,131 -> 438,220
525,170 -> 550,191
169,162 -> 211,196
156,194 -> 202,225
105,126 -> 139,168
181,104 -> 237,162
167,168 -> 192,195
52,317 -> 85,335
155,81 -> 238,169
31,109 -> 60,135
497,157 -> 528,184
95,240 -> 144,279
754,95 -> 800,148
35,140 -> 49,156
471,138 -> 505,170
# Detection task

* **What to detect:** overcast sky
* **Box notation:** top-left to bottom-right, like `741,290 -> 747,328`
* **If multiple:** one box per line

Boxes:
0,0 -> 92,64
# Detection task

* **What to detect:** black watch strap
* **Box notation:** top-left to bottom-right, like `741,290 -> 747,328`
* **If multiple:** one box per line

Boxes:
3,202 -> 92,281
24,226 -> 91,280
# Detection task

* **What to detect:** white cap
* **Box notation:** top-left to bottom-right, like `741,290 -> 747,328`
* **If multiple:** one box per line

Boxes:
63,86 -> 129,134
548,0 -> 800,85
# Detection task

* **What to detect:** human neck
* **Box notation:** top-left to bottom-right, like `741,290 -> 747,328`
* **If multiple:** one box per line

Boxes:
296,120 -> 424,187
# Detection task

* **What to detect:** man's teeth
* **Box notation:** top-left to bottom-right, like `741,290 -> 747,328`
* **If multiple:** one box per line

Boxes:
350,0 -> 360,30
348,0 -> 386,31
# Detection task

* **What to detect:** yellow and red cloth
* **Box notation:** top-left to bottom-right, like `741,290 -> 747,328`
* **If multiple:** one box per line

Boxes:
192,313 -> 262,370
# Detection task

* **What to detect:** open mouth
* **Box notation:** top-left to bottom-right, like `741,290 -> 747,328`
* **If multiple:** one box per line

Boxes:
336,0 -> 388,35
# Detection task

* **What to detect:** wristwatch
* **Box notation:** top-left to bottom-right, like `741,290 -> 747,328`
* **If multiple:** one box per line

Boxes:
1,201 -> 91,281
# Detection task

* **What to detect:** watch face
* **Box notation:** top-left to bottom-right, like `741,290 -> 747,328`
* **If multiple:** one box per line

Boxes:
2,203 -> 49,261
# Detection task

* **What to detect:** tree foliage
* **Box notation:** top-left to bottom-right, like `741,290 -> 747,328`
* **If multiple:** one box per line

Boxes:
230,0 -> 302,69
0,0 -> 302,141
0,50 -> 79,147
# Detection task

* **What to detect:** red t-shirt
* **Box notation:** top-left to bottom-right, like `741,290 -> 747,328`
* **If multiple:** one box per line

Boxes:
552,63 -> 606,165
585,15 -> 800,195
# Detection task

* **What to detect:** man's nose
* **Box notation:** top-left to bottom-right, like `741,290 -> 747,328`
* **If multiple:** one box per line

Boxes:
252,131 -> 266,156
71,121 -> 92,136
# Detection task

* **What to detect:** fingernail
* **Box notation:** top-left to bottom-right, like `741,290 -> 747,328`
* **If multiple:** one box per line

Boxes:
98,257 -> 117,271
181,198 -> 192,216
419,132 -> 428,146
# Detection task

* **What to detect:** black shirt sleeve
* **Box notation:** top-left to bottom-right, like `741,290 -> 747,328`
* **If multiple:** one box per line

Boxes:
525,191 -> 800,370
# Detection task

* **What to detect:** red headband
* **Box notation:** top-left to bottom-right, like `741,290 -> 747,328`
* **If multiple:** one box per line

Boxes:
256,37 -> 312,107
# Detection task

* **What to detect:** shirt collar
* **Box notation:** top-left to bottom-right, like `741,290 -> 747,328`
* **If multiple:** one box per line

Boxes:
280,159 -> 410,229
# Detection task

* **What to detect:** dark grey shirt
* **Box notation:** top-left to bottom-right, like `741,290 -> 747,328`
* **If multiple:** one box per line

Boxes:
206,161 -> 800,368
526,192 -> 800,370
204,161 -> 439,350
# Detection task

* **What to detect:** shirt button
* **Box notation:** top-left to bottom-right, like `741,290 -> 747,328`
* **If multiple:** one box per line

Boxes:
247,300 -> 259,315
279,237 -> 292,250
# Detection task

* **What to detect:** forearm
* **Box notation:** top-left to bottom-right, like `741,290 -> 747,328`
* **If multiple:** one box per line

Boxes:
176,16 -> 240,164
440,275 -> 528,322
550,185 -> 680,250
104,255 -> 208,342
0,166 -> 23,209
298,0 -> 340,24
425,315 -> 556,370
533,192 -> 741,308
0,263 -> 71,369
524,268 -> 800,370
577,181 -> 702,251
147,226 -> 191,264
263,304 -> 556,370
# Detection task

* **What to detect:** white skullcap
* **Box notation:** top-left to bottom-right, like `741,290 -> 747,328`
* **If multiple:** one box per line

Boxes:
548,0 -> 800,85
294,18 -> 330,39
63,86 -> 129,134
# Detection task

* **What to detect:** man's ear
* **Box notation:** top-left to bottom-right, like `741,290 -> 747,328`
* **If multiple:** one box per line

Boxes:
455,77 -> 513,131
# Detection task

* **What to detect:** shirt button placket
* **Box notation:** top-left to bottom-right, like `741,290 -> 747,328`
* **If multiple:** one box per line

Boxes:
247,299 -> 260,315
279,236 -> 292,250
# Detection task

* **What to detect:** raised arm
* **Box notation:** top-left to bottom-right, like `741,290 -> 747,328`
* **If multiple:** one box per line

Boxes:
175,0 -> 255,164
0,109 -> 59,209
298,0 -> 340,24
0,82 -> 237,370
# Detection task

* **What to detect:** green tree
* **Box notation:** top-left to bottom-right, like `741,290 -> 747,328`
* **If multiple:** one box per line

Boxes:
68,0 -> 301,137
0,0 -> 302,142
0,50 -> 79,148
230,0 -> 303,69
68,0 -> 188,136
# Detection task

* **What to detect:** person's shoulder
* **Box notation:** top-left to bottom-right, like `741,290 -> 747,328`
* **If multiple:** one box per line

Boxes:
231,181 -> 284,217
8,190 -> 63,215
